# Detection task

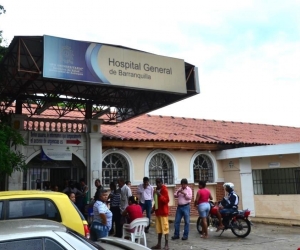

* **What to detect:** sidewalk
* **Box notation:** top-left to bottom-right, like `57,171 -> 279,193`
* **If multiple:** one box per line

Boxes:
146,219 -> 300,250
166,216 -> 300,227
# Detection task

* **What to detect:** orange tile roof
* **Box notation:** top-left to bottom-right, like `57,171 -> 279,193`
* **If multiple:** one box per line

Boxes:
101,114 -> 300,145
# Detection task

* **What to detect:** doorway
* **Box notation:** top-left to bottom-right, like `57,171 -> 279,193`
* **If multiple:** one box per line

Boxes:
24,153 -> 86,192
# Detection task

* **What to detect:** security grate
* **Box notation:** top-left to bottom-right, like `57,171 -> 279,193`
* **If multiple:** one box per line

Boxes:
149,153 -> 174,185
102,153 -> 129,187
253,168 -> 300,195
193,154 -> 214,183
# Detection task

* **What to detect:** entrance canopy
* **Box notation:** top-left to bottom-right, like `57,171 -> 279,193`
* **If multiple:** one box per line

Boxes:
0,36 -> 199,123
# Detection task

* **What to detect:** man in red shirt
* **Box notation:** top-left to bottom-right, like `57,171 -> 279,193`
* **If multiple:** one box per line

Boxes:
151,178 -> 170,250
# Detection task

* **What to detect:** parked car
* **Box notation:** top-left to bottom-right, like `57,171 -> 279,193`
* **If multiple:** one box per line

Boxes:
0,190 -> 90,238
0,219 -> 150,250
97,237 -> 150,250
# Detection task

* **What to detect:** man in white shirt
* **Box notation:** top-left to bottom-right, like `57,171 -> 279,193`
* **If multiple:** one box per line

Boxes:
137,176 -> 153,233
117,178 -> 132,213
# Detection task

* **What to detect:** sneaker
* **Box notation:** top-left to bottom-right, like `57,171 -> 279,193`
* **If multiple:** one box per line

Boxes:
171,236 -> 180,240
181,236 -> 188,240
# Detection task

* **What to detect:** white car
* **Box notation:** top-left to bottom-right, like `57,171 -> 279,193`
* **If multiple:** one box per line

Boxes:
0,219 -> 150,250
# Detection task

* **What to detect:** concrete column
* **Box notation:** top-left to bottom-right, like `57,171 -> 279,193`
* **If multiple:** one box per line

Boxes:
86,119 -> 103,200
239,157 -> 255,216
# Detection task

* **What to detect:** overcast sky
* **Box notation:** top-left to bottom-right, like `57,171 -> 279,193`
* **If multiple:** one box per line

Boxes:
1,0 -> 300,127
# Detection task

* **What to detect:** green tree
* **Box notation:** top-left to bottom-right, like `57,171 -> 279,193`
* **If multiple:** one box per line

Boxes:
0,112 -> 27,178
0,6 -> 27,190
0,5 -> 7,61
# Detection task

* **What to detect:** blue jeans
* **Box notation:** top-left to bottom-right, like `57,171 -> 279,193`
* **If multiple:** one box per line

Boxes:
140,200 -> 152,228
197,202 -> 210,218
90,221 -> 109,241
174,204 -> 190,238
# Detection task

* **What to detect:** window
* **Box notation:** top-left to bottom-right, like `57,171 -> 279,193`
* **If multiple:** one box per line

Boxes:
0,202 -> 2,219
0,238 -> 43,249
102,153 -> 129,187
296,170 -> 300,194
8,199 -> 61,222
148,153 -> 174,185
253,168 -> 300,195
0,238 -> 66,250
193,154 -> 214,183
57,230 -> 105,250
46,200 -> 61,221
45,238 -> 66,250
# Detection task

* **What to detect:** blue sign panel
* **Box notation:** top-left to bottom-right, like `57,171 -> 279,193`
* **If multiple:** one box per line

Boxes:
43,35 -> 104,83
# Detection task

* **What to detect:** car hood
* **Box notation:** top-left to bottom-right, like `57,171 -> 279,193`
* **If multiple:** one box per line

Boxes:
97,237 -> 150,250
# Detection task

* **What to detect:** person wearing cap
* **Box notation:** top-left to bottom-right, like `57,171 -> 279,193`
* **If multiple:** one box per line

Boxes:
171,178 -> 192,241
215,182 -> 239,232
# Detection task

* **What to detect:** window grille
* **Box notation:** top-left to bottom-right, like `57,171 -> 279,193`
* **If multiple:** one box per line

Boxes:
102,153 -> 129,187
193,154 -> 214,183
253,168 -> 300,195
148,153 -> 174,185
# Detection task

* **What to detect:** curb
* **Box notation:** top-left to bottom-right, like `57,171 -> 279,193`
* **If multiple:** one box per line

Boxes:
166,217 -> 300,227
249,217 -> 300,227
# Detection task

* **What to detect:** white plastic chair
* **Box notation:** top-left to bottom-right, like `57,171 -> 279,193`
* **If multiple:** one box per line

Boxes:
122,217 -> 149,247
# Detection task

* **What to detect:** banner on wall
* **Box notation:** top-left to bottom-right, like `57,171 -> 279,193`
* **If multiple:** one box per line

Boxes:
43,35 -> 186,93
41,145 -> 72,161
29,131 -> 84,146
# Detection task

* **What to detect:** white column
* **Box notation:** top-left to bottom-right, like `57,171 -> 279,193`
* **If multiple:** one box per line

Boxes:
239,157 -> 256,216
86,119 -> 103,200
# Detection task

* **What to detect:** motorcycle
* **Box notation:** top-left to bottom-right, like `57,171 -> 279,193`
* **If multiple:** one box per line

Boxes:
196,201 -> 251,238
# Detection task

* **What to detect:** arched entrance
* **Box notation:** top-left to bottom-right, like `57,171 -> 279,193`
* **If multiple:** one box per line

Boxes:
23,153 -> 86,191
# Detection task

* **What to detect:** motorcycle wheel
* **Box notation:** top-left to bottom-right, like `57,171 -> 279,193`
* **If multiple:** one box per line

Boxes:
196,216 -> 210,234
231,218 -> 251,238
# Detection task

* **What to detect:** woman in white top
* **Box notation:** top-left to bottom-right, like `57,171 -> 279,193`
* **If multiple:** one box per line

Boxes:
90,189 -> 113,241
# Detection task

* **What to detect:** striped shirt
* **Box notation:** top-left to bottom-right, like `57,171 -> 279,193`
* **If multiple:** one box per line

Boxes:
110,190 -> 121,207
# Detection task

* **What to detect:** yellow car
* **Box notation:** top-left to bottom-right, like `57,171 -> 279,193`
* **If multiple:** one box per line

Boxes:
0,190 -> 90,238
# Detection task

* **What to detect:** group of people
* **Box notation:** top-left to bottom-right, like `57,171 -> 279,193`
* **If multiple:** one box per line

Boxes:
66,176 -> 239,250
173,179 -> 239,241
141,178 -> 238,249
63,178 -> 89,216
89,178 -> 133,239
85,176 -> 170,250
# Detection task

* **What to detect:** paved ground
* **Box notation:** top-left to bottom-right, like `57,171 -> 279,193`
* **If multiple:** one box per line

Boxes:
144,221 -> 300,250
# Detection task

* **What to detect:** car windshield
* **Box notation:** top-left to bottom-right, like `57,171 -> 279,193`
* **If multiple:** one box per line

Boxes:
57,228 -> 105,250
